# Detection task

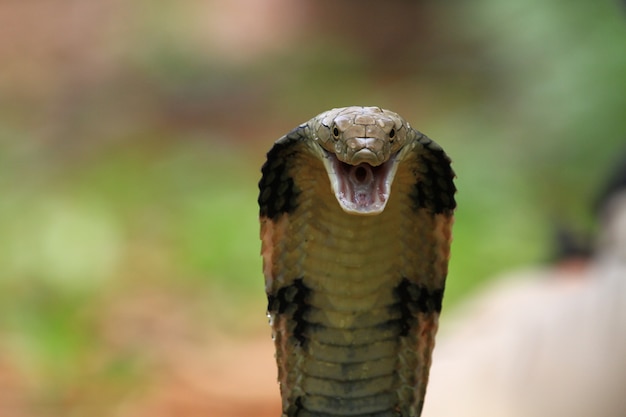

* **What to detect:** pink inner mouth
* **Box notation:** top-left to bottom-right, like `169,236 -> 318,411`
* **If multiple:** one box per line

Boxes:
328,156 -> 395,215
348,164 -> 378,207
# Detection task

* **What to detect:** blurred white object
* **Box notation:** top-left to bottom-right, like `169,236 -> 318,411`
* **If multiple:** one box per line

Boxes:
424,191 -> 626,417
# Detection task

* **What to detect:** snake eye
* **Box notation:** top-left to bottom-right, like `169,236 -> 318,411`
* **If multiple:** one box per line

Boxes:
332,126 -> 340,139
389,129 -> 395,140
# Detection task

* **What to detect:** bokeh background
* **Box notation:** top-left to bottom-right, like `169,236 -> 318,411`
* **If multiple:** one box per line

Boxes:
1,1 -> 625,416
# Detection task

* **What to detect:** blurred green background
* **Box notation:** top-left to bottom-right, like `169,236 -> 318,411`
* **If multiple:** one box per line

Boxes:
0,0 -> 625,416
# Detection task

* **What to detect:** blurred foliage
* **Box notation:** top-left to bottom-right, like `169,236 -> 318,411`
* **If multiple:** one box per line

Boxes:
0,0 -> 624,415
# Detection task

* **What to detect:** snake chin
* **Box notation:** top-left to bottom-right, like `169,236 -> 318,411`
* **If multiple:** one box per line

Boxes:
323,151 -> 399,215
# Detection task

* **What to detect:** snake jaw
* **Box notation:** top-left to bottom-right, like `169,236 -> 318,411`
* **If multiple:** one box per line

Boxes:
322,149 -> 400,215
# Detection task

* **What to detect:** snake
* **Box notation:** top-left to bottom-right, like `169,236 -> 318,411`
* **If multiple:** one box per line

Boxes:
258,106 -> 456,417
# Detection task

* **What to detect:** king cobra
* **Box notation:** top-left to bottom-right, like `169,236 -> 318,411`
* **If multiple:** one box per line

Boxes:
258,106 -> 456,417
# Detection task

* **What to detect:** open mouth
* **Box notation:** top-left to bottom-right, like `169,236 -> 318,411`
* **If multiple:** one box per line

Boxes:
322,152 -> 400,215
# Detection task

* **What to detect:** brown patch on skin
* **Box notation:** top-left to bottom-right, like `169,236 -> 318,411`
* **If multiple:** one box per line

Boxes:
434,214 -> 455,274
418,314 -> 440,339
275,315 -> 306,413
260,215 -> 290,288
259,216 -> 275,286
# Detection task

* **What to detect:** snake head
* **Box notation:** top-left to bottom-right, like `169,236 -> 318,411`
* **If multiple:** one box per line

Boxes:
310,106 -> 412,216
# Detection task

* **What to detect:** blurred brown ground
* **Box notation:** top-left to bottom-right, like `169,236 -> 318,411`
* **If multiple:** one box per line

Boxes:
0,1 -> 288,416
